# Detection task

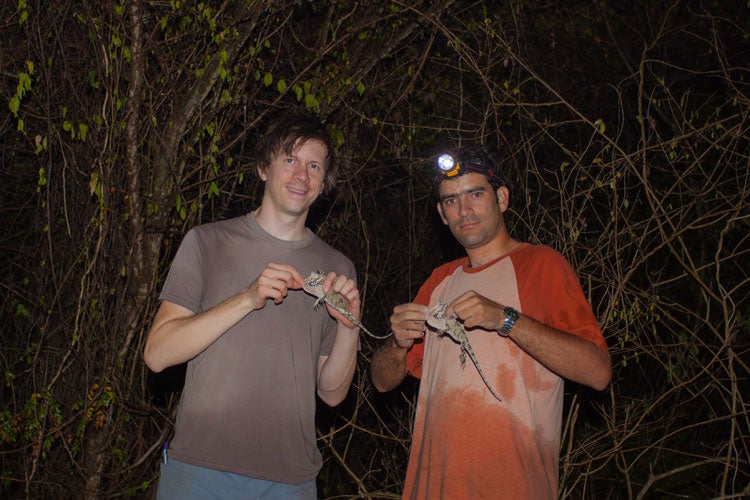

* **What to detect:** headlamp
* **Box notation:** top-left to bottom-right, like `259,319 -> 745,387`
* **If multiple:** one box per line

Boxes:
436,153 -> 460,177
431,146 -> 505,191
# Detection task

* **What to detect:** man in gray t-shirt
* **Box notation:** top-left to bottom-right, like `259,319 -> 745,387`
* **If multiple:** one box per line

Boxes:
144,111 -> 361,499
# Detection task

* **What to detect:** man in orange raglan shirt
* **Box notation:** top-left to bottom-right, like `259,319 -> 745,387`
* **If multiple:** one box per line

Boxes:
371,145 -> 611,499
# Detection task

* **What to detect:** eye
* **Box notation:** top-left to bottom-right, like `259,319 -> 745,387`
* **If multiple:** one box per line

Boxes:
442,197 -> 456,206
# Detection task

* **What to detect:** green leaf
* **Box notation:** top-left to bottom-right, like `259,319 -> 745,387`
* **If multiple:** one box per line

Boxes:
292,84 -> 303,101
331,126 -> 345,148
263,72 -> 273,87
356,82 -> 365,96
594,118 -> 606,134
9,97 -> 20,117
15,303 -> 30,318
89,172 -> 100,196
277,79 -> 287,93
304,93 -> 318,111
78,123 -> 89,141
63,121 -> 73,136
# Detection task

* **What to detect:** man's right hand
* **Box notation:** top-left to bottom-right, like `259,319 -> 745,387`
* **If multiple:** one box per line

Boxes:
390,303 -> 428,349
246,263 -> 305,310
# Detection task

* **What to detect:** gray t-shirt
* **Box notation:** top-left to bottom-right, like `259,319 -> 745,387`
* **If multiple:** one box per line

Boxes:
158,213 -> 356,484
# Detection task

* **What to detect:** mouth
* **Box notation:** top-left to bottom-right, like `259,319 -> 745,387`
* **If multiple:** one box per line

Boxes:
287,185 -> 309,196
458,218 -> 480,230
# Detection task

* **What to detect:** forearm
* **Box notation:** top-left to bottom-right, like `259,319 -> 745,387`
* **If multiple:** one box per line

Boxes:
371,337 -> 410,392
317,325 -> 359,406
143,292 -> 255,373
509,315 -> 611,390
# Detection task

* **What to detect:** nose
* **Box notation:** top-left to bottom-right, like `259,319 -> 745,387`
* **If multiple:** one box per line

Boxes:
294,163 -> 310,183
458,196 -> 473,216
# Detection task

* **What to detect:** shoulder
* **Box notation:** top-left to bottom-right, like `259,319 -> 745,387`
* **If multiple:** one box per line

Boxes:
428,258 -> 465,282
188,216 -> 245,237
511,243 -> 572,271
514,242 -> 565,260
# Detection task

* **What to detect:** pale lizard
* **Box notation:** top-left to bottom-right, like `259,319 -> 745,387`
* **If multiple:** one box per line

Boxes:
302,269 -> 392,340
426,300 -> 503,402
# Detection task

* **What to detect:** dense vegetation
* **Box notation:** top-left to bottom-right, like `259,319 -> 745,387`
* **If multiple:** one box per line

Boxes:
1,1 -> 748,498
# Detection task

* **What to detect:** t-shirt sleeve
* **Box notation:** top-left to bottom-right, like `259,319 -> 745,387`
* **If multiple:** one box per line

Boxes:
159,229 -> 204,313
517,247 -> 608,355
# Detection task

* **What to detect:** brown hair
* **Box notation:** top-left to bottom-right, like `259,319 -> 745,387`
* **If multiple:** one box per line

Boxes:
256,111 -> 337,193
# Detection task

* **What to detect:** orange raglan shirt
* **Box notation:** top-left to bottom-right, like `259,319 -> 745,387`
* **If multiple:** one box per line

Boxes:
403,243 -> 608,499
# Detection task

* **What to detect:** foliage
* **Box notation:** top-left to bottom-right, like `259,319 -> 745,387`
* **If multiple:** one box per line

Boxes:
1,0 -> 748,498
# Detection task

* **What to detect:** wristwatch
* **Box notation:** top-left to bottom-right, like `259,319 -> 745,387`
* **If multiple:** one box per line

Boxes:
498,306 -> 519,337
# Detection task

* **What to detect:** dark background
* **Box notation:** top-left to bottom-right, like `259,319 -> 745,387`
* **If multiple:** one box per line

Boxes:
1,1 -> 748,498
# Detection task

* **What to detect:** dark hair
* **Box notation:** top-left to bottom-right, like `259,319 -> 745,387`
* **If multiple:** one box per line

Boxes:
256,111 -> 337,193
431,145 -> 505,192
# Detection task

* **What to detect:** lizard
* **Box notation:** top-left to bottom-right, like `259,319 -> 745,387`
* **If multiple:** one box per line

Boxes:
426,300 -> 503,402
302,269 -> 392,340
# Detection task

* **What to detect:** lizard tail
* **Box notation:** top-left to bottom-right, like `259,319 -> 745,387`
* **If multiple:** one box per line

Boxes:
359,325 -> 393,340
465,349 -> 503,403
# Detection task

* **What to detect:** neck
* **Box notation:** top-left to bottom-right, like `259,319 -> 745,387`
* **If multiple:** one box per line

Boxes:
253,206 -> 309,241
466,232 -> 520,268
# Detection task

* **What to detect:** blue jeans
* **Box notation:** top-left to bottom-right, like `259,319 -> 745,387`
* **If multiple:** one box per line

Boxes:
157,459 -> 317,499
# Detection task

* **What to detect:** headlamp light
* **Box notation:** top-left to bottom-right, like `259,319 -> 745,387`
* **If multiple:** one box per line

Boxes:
436,153 -> 460,177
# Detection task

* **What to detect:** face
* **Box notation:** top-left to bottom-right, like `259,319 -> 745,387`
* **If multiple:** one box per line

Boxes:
437,173 -> 508,250
258,138 -> 327,218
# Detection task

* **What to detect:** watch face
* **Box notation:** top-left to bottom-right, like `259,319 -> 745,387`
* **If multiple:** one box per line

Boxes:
500,307 -> 518,335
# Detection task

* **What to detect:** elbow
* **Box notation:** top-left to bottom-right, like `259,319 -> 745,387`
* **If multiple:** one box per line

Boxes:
372,381 -> 388,393
589,355 -> 612,391
318,390 -> 345,408
372,377 -> 395,393
590,374 -> 611,392
142,346 -> 165,373
370,346 -> 410,392
371,366 -> 407,393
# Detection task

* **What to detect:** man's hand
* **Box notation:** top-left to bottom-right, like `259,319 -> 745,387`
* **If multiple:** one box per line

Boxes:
320,272 -> 362,329
246,263 -> 305,310
371,302 -> 426,392
445,290 -> 505,331
390,303 -> 428,348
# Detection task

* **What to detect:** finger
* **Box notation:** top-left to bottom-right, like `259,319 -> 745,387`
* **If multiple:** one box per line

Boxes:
393,336 -> 415,348
393,303 -> 428,318
281,264 -> 305,289
332,275 -> 355,296
259,283 -> 287,304
447,292 -> 480,318
323,272 -> 353,294
288,268 -> 306,289
267,263 -> 304,289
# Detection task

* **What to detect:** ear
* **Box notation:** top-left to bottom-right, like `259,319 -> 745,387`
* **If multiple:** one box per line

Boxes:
257,165 -> 267,182
436,201 -> 448,225
496,186 -> 510,212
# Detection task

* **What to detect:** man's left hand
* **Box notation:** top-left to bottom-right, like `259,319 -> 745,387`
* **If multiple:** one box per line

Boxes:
446,291 -> 505,331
